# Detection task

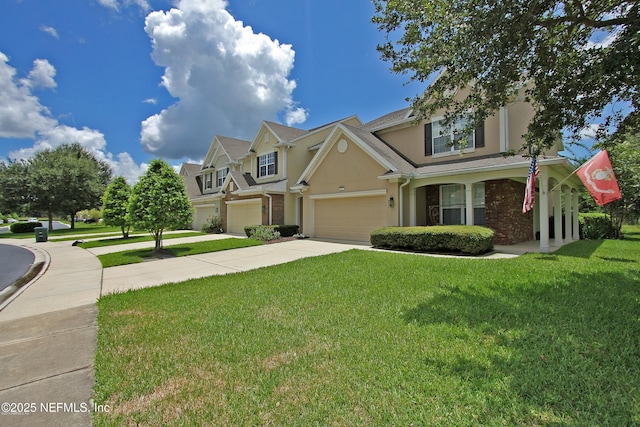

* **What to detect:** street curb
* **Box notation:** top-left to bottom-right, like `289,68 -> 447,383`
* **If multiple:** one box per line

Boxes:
0,244 -> 51,312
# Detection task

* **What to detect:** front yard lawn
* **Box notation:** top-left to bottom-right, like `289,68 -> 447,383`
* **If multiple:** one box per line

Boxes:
94,230 -> 640,426
97,238 -> 263,267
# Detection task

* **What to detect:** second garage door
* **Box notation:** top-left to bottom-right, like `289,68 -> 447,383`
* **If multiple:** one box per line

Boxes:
314,196 -> 387,242
227,199 -> 262,235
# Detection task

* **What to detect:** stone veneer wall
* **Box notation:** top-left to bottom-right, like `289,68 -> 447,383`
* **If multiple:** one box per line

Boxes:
485,179 -> 533,244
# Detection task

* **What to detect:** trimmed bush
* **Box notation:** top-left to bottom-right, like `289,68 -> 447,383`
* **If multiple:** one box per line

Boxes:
370,225 -> 494,255
10,222 -> 43,233
244,224 -> 299,238
276,225 -> 299,237
247,225 -> 281,241
579,213 -> 616,240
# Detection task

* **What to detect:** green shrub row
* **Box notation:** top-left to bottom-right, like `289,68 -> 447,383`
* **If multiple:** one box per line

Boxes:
579,213 -> 616,240
244,224 -> 299,238
10,222 -> 43,233
370,225 -> 494,255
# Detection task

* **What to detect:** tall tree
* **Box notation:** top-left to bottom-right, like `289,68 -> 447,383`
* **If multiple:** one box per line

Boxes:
102,176 -> 132,238
0,159 -> 32,215
29,144 -> 112,229
128,159 -> 193,252
373,0 -> 639,153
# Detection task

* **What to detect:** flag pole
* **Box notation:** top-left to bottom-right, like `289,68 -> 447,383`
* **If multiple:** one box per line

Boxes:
549,166 -> 580,192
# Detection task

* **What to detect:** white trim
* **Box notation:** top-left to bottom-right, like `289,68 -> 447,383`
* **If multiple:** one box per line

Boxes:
225,198 -> 262,206
309,189 -> 387,200
499,106 -> 509,152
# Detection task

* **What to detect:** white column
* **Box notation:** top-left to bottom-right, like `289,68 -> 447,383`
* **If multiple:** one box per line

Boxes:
572,189 -> 580,240
465,183 -> 474,225
564,187 -> 573,242
539,172 -> 550,252
409,185 -> 417,226
553,183 -> 563,246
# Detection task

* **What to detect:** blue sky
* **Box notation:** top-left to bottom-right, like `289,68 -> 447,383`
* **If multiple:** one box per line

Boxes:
0,0 -> 423,182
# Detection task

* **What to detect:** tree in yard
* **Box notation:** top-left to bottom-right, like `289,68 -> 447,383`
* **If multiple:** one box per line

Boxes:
102,176 -> 132,238
373,0 -> 639,153
600,133 -> 640,237
128,159 -> 193,252
29,143 -> 112,229
0,159 -> 33,215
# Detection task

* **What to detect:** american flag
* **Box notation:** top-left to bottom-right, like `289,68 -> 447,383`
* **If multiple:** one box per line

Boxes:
522,156 -> 540,213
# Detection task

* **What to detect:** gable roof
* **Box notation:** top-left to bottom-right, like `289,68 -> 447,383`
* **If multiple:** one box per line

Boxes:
179,162 -> 203,198
361,107 -> 413,132
217,136 -> 252,161
263,121 -> 309,143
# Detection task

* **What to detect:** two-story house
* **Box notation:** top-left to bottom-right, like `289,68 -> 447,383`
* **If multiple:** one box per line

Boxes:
183,88 -> 583,252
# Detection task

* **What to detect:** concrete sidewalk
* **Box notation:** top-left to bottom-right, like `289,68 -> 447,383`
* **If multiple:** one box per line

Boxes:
0,239 -> 102,427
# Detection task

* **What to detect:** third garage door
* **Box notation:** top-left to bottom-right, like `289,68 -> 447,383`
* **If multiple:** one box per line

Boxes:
314,196 -> 387,242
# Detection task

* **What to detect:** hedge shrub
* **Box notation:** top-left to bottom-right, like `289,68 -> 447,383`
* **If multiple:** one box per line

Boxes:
579,213 -> 616,240
370,225 -> 494,255
10,222 -> 43,233
244,224 -> 299,238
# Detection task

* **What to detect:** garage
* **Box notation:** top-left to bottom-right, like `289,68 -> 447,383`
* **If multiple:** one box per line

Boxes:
313,195 -> 388,242
193,204 -> 217,231
227,199 -> 262,235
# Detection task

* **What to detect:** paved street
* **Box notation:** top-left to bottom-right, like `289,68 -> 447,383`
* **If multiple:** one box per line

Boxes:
0,244 -> 35,292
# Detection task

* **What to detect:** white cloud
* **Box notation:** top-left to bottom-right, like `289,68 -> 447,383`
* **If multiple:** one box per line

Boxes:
143,97 -> 157,104
40,25 -> 59,39
1,51 -> 147,183
24,59 -> 57,89
580,123 -> 600,140
285,107 -> 309,127
140,0 -> 308,159
0,53 -> 57,138
96,0 -> 150,12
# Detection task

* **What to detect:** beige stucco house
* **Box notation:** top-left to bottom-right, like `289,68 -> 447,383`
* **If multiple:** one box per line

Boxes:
182,90 -> 583,252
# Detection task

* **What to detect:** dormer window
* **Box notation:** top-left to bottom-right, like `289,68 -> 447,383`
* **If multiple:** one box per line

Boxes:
204,172 -> 213,189
258,152 -> 277,178
216,168 -> 229,187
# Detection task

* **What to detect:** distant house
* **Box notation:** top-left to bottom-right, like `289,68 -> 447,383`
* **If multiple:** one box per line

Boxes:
182,88 -> 582,252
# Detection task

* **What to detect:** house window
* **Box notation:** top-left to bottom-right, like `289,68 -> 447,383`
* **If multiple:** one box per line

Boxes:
440,183 -> 485,225
258,152 -> 277,178
432,118 -> 474,155
216,168 -> 228,187
425,118 -> 483,157
204,172 -> 213,190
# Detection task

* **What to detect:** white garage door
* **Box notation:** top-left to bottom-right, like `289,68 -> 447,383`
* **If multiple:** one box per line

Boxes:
314,196 -> 387,242
193,205 -> 217,231
227,200 -> 262,235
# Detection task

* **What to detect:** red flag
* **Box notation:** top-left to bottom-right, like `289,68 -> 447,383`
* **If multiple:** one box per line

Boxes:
576,150 -> 621,206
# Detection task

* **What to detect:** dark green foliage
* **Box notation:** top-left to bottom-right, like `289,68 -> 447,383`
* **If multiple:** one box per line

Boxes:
10,222 -> 42,233
244,224 -> 299,238
579,213 -> 616,240
373,0 -> 639,152
370,225 -> 494,255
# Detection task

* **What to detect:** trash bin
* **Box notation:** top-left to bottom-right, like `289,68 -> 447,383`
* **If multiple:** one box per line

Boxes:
35,227 -> 48,242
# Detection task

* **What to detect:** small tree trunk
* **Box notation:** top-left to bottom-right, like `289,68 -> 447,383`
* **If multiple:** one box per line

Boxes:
48,209 -> 54,230
121,225 -> 130,239
70,212 -> 76,229
154,229 -> 163,250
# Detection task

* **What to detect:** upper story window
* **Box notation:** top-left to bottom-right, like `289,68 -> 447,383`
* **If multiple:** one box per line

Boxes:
204,172 -> 213,189
216,168 -> 228,187
425,117 -> 484,157
258,152 -> 277,178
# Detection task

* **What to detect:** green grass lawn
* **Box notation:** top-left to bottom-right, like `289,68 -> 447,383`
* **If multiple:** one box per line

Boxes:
93,228 -> 640,426
77,231 -> 206,248
97,238 -> 263,268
